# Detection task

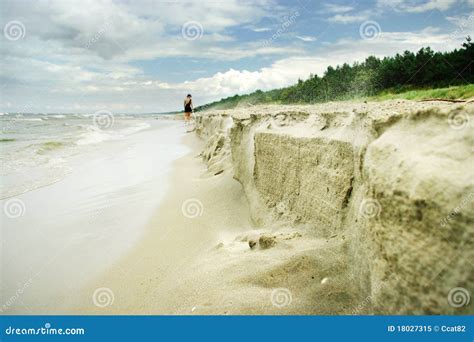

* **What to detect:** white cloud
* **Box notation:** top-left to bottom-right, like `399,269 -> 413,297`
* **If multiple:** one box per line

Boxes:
1,0 -> 470,113
176,58 -> 328,96
137,26 -> 467,107
1,0 -> 277,61
377,0 -> 459,12
252,27 -> 272,32
2,24 -> 468,113
321,4 -> 355,13
446,13 -> 474,31
295,35 -> 317,42
327,13 -> 370,24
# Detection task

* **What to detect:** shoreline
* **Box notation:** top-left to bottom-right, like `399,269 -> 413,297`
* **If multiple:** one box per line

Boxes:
74,124 -> 363,315
73,131 -> 255,314
13,99 -> 470,315
1,120 -> 188,314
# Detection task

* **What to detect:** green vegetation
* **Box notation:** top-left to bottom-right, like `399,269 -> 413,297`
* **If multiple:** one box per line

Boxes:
0,138 -> 15,142
196,38 -> 473,111
369,84 -> 474,101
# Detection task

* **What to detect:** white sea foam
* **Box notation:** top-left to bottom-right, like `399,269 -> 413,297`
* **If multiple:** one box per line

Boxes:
76,122 -> 151,145
16,117 -> 43,121
1,114 -> 157,199
0,119 -> 187,312
76,126 -> 115,145
121,122 -> 151,135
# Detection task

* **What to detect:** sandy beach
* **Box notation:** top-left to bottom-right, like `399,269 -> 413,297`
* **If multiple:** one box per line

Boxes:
71,99 -> 474,316
0,119 -> 189,314
74,125 -> 364,315
72,132 -> 251,313
3,3 -> 474,340
2,100 -> 472,316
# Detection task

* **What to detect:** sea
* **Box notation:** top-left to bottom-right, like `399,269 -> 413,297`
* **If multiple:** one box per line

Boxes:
0,112 -> 172,199
0,112 -> 189,313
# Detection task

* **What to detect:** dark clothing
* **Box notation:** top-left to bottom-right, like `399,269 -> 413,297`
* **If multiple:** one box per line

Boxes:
184,100 -> 192,112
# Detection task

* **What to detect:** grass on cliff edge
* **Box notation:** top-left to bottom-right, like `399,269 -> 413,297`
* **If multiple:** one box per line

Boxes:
367,84 -> 474,101
196,84 -> 473,112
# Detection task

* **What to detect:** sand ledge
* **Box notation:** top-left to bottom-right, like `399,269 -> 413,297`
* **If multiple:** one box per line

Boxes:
76,101 -> 473,315
195,100 -> 474,314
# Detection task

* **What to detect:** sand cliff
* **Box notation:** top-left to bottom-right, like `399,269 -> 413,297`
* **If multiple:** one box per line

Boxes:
195,100 -> 474,314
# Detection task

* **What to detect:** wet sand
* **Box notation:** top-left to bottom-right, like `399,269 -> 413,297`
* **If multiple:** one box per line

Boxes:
75,132 -> 361,315
0,121 -> 189,314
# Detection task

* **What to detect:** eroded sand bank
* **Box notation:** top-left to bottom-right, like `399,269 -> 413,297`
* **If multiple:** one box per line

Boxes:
195,100 -> 474,315
78,100 -> 473,315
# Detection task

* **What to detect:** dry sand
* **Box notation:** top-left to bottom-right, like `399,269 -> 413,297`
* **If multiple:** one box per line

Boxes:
72,100 -> 473,315
193,100 -> 473,315
74,131 -> 361,315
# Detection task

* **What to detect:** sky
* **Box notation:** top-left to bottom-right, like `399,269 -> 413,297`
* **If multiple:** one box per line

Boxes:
0,0 -> 473,113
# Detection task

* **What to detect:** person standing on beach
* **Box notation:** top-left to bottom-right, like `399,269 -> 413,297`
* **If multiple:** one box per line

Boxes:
184,94 -> 193,123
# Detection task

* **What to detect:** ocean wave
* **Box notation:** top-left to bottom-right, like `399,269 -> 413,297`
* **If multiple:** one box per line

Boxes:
42,114 -> 67,120
76,127 -> 115,145
0,164 -> 70,200
121,122 -> 151,135
76,122 -> 151,146
0,119 -> 154,200
15,117 -> 44,122
73,114 -> 94,119
37,141 -> 67,154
